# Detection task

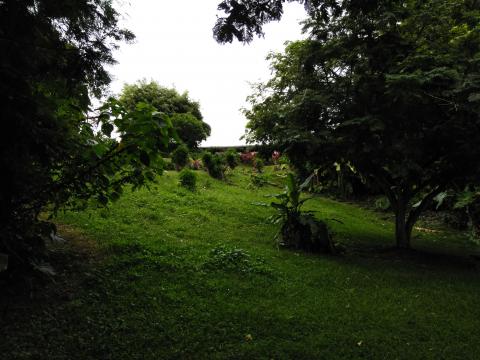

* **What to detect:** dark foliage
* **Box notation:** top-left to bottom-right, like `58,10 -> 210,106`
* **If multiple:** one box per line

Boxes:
179,168 -> 197,191
202,151 -> 226,180
225,149 -> 239,169
230,0 -> 480,248
213,0 -> 333,43
0,1 -> 175,270
171,144 -> 190,170
253,158 -> 265,173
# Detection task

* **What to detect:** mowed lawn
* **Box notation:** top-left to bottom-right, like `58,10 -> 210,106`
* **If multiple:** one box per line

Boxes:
2,167 -> 480,359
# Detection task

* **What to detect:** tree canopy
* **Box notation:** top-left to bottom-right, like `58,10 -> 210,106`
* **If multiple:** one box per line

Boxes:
231,0 -> 480,248
118,80 -> 211,149
213,0 -> 326,43
170,113 -> 211,149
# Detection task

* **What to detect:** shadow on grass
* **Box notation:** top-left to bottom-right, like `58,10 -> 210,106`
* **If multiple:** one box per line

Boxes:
327,241 -> 480,285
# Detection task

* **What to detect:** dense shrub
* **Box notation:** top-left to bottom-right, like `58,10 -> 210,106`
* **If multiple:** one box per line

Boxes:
178,168 -> 197,191
253,158 -> 264,173
443,210 -> 469,231
202,151 -> 213,168
202,151 -> 225,179
436,187 -> 480,243
278,154 -> 289,165
171,144 -> 189,170
225,149 -> 239,169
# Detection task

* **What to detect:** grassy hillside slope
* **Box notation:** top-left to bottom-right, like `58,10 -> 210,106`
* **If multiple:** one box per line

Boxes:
1,167 -> 479,359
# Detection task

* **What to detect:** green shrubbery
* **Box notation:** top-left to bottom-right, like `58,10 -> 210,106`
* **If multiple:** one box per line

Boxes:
203,245 -> 272,276
178,168 -> 197,191
225,149 -> 239,169
171,144 -> 189,169
253,158 -> 264,173
249,173 -> 270,188
202,151 -> 225,179
164,160 -> 175,171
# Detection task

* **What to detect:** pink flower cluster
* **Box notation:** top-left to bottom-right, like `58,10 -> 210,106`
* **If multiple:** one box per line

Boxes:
240,151 -> 257,164
271,150 -> 281,164
190,159 -> 202,170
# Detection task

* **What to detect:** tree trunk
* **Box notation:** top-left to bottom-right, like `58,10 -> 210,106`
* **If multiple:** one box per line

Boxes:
377,176 -> 443,250
394,198 -> 411,249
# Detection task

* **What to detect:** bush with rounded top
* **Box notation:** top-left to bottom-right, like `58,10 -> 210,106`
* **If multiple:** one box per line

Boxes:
171,144 -> 189,169
202,151 -> 225,179
225,149 -> 239,169
179,168 -> 197,191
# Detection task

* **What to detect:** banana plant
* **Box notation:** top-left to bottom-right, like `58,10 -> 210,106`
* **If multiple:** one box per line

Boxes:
267,173 -> 335,253
268,173 -> 314,223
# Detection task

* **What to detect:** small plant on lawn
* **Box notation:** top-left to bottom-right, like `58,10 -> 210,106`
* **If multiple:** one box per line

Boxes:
202,151 -> 225,179
374,196 -> 391,211
171,144 -> 189,170
225,149 -> 239,169
203,245 -> 272,275
442,187 -> 480,244
268,173 -> 335,253
249,173 -> 271,188
178,168 -> 197,191
253,158 -> 264,173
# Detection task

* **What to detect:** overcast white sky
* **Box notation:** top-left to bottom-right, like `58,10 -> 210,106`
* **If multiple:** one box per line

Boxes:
108,0 -> 306,146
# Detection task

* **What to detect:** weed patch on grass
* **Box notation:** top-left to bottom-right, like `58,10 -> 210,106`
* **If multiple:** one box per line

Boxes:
202,245 -> 274,277
106,245 -> 186,274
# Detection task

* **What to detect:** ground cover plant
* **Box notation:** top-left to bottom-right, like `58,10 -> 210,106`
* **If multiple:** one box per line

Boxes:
1,167 -> 479,360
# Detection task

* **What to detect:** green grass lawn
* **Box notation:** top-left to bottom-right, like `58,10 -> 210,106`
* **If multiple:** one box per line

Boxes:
2,167 -> 480,359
